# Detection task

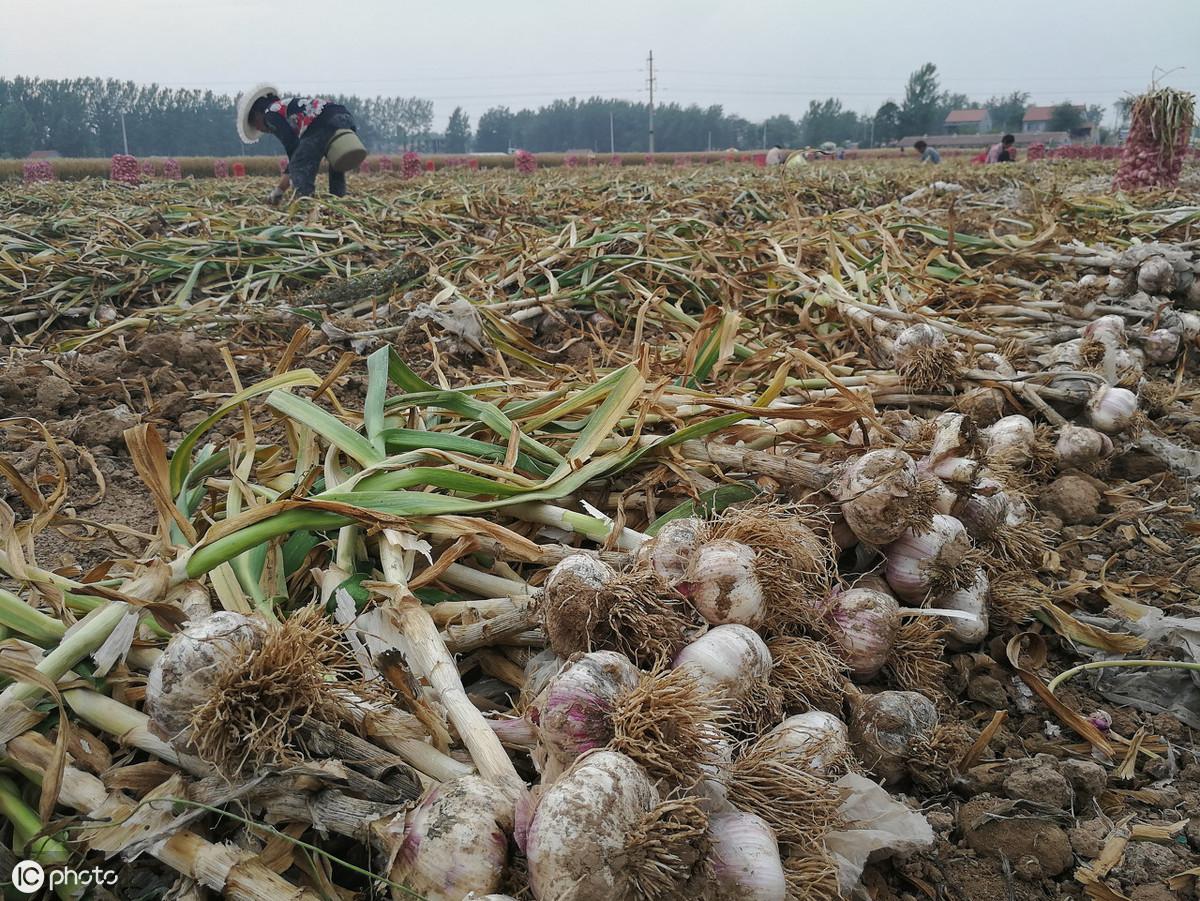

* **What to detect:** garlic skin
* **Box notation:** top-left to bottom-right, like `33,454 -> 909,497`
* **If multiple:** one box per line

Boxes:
1082,314 -> 1127,345
1105,272 -> 1132,297
673,624 -> 773,700
819,586 -> 899,680
837,449 -> 925,547
526,751 -> 661,901
983,415 -> 1036,466
1142,329 -> 1181,364
640,517 -> 703,583
1137,257 -> 1175,295
1086,385 -> 1138,434
849,690 -> 939,785
531,651 -> 640,765
891,323 -> 948,366
708,811 -> 788,901
677,540 -> 765,628
940,570 -> 990,647
390,776 -> 515,901
975,352 -> 1017,378
145,611 -> 267,746
883,514 -> 974,602
545,554 -> 615,594
762,711 -> 851,775
952,476 -> 1010,540
1054,424 -> 1113,469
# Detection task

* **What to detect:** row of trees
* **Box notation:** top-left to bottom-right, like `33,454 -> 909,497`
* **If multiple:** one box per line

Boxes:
0,67 -> 1117,158
0,77 -> 434,158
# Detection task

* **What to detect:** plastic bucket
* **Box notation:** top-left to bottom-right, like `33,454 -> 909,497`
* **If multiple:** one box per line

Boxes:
326,129 -> 367,173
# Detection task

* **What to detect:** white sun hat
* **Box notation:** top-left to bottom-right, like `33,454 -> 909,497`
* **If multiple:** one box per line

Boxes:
235,83 -> 280,144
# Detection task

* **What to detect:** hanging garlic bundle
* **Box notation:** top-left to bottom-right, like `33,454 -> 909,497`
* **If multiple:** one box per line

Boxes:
388,777 -> 516,901
883,514 -> 977,602
526,751 -> 708,901
836,449 -> 932,547
849,690 -> 940,785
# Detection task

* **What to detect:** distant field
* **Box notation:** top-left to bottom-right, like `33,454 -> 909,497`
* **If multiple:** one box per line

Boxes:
0,149 -> 944,181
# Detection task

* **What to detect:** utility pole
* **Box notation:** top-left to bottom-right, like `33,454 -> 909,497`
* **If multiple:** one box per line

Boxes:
120,112 -> 129,156
610,111 -> 615,154
647,50 -> 656,154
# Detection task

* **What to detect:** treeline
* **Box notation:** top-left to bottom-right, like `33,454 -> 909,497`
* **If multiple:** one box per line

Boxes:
0,65 -> 1109,158
0,77 -> 434,158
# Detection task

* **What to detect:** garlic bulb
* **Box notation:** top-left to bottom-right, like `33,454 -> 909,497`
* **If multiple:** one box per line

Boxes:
1137,257 -> 1175,295
983,415 -> 1036,466
1142,329 -> 1181,364
891,323 -> 950,378
952,476 -> 1010,540
145,611 -> 267,746
1054,424 -> 1113,469
1105,272 -> 1131,297
883,514 -> 974,602
527,751 -> 703,900
674,624 -> 773,701
975,352 -> 1017,377
849,690 -> 939,784
762,711 -> 851,775
925,454 -> 979,486
1085,385 -> 1138,434
819,586 -> 899,680
940,570 -> 990,647
531,651 -> 640,765
708,811 -> 787,901
1082,314 -> 1126,345
837,449 -> 927,547
389,776 -> 515,901
677,540 -> 764,628
545,553 -> 615,594
640,516 -> 703,583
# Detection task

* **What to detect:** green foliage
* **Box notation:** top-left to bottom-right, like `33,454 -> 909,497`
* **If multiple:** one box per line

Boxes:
873,101 -> 901,145
985,91 -> 1030,132
1049,102 -> 1084,132
798,99 -> 864,147
445,106 -> 472,154
0,102 -> 35,158
899,62 -> 943,135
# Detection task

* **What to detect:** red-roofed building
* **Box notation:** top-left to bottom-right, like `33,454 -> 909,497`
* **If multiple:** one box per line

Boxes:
1023,104 -> 1096,142
943,109 -> 992,134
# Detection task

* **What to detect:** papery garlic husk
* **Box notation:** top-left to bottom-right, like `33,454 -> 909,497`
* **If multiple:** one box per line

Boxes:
544,553 -> 614,594
819,586 -> 899,680
1054,424 -> 1114,469
1082,314 -> 1127,345
527,751 -> 708,901
522,649 -> 566,708
926,412 -> 971,464
982,414 -> 1036,467
1142,329 -> 1181,364
849,690 -> 939,785
925,455 -> 979,486
1112,346 -> 1144,386
531,651 -> 639,765
1086,385 -> 1138,434
883,514 -> 975,602
837,449 -> 931,547
761,711 -> 852,776
927,476 -> 958,515
388,776 -> 516,901
677,539 -> 765,628
1039,338 -> 1084,368
940,570 -> 990,647
891,323 -> 956,389
975,352 -> 1017,378
1105,272 -> 1132,297
708,811 -> 788,901
638,516 -> 703,583
145,611 -> 268,746
1137,257 -> 1176,295
952,476 -> 1010,540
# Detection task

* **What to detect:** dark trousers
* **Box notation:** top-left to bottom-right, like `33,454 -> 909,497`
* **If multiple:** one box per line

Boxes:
289,110 -> 357,197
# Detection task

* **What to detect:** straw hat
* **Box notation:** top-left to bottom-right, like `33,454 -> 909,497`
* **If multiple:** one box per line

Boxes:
235,83 -> 280,144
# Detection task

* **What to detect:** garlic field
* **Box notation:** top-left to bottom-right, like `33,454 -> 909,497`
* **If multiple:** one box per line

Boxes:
1,157 -> 1199,901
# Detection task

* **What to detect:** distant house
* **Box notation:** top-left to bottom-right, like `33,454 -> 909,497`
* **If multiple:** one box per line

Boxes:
1023,104 -> 1096,141
943,109 -> 992,135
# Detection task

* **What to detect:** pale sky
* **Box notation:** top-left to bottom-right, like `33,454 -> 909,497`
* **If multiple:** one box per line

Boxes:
2,0 -> 1197,129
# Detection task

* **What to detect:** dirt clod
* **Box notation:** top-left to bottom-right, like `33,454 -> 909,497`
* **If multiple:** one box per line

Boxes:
958,797 -> 1073,877
34,375 -> 78,412
1039,475 -> 1102,524
72,405 -> 139,451
1061,758 -> 1107,809
1003,756 -> 1073,810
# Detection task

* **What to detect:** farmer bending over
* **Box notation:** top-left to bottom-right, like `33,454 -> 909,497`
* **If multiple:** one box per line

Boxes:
914,140 -> 941,164
236,84 -> 366,204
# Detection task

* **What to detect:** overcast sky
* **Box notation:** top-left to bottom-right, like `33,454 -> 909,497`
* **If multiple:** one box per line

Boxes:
3,0 -> 1197,128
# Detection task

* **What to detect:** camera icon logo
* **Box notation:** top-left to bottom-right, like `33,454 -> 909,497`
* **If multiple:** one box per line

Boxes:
12,860 -> 45,894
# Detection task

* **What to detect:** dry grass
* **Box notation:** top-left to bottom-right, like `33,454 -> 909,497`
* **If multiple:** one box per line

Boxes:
766,635 -> 851,713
